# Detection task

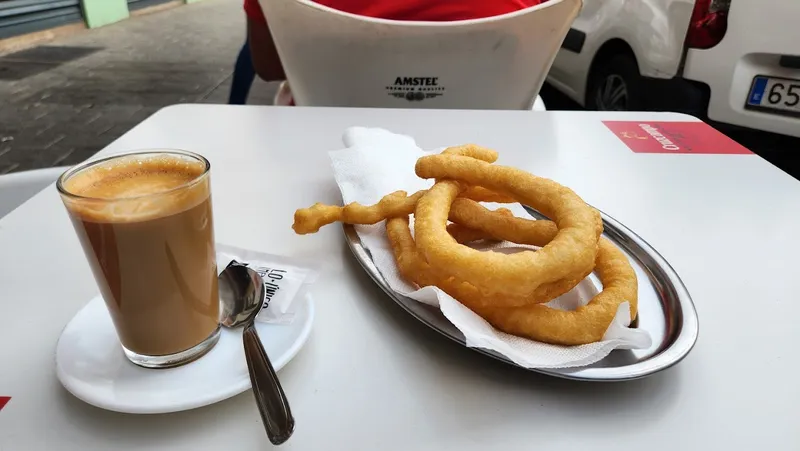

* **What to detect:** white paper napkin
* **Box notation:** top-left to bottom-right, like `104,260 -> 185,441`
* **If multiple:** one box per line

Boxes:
215,243 -> 320,325
332,127 -> 652,368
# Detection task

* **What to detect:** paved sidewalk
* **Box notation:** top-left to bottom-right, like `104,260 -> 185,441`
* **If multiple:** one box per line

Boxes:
0,0 -> 275,174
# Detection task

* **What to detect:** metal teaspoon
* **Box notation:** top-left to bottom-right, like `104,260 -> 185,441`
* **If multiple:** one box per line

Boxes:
219,262 -> 295,445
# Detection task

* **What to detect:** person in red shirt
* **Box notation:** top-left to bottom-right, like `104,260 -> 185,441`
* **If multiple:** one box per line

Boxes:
243,0 -> 548,82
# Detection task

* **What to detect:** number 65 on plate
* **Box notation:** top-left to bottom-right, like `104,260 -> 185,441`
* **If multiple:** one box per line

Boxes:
746,75 -> 800,117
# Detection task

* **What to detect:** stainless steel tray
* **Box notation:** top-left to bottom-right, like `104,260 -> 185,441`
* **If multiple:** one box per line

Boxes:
343,208 -> 698,381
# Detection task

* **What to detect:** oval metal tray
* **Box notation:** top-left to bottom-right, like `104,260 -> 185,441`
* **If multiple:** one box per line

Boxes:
344,208 -> 699,381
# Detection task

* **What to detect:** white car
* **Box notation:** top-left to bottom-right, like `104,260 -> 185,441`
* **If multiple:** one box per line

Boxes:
546,0 -> 800,138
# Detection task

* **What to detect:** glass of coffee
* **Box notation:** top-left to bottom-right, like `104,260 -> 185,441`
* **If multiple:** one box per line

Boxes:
57,150 -> 221,369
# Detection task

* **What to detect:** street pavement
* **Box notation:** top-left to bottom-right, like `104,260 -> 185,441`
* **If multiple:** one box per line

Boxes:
0,0 -> 797,179
0,0 -> 275,174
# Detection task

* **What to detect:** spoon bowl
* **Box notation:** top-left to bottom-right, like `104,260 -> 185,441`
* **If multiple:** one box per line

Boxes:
219,263 -> 264,328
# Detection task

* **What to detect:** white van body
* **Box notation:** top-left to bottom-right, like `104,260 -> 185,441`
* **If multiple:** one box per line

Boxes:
547,0 -> 800,138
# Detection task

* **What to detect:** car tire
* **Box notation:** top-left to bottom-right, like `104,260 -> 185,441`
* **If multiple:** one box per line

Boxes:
586,54 -> 644,111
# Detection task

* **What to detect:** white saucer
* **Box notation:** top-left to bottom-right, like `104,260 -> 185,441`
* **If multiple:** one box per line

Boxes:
56,293 -> 314,414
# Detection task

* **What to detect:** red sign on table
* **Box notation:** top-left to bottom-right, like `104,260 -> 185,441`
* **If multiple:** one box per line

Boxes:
0,396 -> 9,412
603,121 -> 753,154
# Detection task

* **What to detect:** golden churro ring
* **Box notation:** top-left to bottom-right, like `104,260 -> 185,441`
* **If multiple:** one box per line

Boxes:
388,215 -> 592,308
414,155 -> 602,297
387,215 -> 636,345
473,239 -> 637,345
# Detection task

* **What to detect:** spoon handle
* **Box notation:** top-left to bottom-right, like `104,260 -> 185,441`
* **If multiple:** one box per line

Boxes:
243,322 -> 295,445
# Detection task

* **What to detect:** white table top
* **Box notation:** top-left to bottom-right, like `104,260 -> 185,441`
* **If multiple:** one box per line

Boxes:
1,105 -> 798,450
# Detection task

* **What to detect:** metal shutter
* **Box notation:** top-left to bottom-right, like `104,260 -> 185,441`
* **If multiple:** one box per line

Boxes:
0,0 -> 82,39
127,0 -> 174,11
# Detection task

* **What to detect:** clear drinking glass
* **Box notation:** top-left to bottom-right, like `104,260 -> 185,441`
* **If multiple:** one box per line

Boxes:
57,150 -> 220,368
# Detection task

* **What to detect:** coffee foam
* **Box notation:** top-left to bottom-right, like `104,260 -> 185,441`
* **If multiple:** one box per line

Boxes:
62,154 -> 210,223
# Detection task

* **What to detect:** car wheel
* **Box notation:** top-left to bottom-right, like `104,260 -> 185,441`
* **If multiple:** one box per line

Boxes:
586,54 -> 643,111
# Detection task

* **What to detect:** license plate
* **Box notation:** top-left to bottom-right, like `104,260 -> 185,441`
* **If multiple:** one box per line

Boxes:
746,75 -> 800,117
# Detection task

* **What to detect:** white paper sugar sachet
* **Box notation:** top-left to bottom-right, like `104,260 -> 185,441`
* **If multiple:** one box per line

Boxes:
216,243 -> 320,324
331,127 -> 652,369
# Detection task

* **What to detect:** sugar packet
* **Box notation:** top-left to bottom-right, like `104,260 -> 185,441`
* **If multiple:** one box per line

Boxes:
216,243 -> 321,324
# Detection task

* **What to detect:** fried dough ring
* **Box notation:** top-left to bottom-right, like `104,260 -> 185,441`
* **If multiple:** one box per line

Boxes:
473,239 -> 637,345
387,215 -> 637,345
414,156 -> 601,297
448,201 -> 591,303
390,214 -> 590,308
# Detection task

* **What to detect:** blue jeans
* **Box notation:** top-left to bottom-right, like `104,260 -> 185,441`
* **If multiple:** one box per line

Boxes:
228,40 -> 256,105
